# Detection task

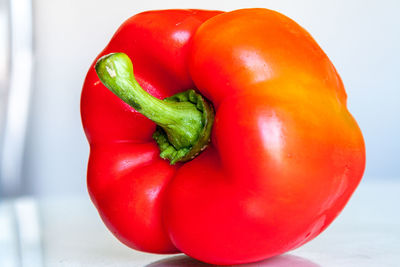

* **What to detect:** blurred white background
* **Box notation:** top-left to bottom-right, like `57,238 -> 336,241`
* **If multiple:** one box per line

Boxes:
2,0 -> 400,196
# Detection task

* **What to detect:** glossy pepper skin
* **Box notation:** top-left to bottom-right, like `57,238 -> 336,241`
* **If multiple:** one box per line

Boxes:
81,8 -> 365,265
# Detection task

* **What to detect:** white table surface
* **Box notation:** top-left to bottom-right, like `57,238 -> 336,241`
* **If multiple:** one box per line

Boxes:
1,179 -> 399,267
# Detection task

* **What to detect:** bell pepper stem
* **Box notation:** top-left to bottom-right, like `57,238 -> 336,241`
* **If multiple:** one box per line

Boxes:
95,53 -> 214,164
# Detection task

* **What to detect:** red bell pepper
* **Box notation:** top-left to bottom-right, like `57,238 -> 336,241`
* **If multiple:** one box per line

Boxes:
81,8 -> 365,265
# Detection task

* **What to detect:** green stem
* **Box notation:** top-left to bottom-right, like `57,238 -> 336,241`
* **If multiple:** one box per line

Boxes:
95,53 -> 214,164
